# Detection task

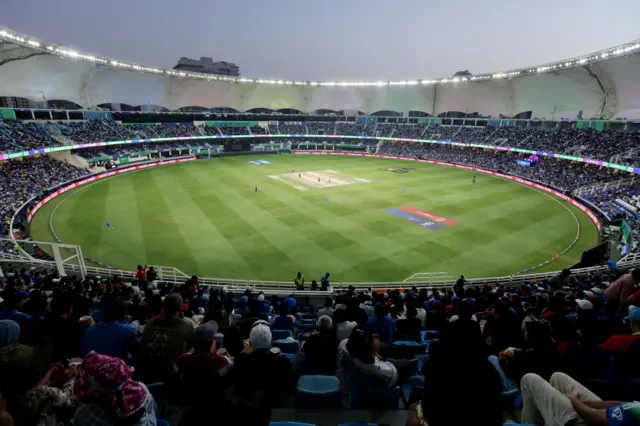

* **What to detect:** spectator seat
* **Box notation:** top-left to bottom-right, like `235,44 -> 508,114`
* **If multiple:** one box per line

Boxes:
295,375 -> 342,408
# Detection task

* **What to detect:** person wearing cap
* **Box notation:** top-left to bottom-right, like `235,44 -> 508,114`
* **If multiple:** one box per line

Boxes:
74,351 -> 158,426
228,322 -> 292,425
139,294 -> 194,383
299,315 -> 339,376
605,268 -> 640,304
520,371 -> 640,426
601,307 -> 640,358
256,293 -> 270,315
173,323 -> 233,404
0,341 -> 79,426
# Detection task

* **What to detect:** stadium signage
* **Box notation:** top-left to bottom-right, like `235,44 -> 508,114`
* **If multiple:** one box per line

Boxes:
1,134 -> 638,176
27,157 -> 196,222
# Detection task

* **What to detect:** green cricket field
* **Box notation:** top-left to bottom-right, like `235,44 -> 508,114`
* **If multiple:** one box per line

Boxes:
28,155 -> 598,283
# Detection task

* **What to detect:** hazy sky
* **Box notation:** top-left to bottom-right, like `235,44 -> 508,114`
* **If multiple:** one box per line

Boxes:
3,0 -> 640,81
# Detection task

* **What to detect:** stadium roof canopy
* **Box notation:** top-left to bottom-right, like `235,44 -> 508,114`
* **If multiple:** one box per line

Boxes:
1,26 -> 640,119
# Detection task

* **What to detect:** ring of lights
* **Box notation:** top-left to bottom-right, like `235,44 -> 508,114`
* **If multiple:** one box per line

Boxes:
2,134 -> 638,175
1,26 -> 639,86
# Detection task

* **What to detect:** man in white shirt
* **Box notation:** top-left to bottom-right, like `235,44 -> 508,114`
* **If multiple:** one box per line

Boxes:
334,309 -> 357,341
317,297 -> 335,318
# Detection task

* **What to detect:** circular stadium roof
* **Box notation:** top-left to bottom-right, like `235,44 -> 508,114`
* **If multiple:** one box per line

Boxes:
1,26 -> 640,119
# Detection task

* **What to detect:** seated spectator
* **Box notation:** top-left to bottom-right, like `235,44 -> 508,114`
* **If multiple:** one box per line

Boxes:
605,268 -> 640,303
0,320 -> 19,347
596,299 -> 626,344
491,319 -> 559,388
173,323 -> 233,405
0,291 -> 32,329
520,372 -> 635,426
74,351 -> 158,426
345,328 -> 398,389
270,303 -> 295,331
601,307 -> 640,378
222,324 -> 246,357
317,297 -> 335,318
395,307 -> 422,341
80,298 -> 139,362
257,293 -> 271,315
442,302 -> 482,350
408,342 -> 502,426
300,296 -> 314,313
299,315 -> 339,376
334,308 -> 357,341
365,304 -> 395,343
234,297 -> 249,317
483,300 -> 522,353
284,294 -> 297,312
0,341 -> 79,426
227,322 -> 293,426
138,294 -> 193,383
34,292 -> 83,363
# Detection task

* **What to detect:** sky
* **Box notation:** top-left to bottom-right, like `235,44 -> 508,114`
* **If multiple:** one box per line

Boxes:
2,0 -> 640,81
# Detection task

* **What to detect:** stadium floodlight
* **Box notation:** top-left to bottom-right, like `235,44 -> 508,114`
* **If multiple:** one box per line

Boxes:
0,24 -> 639,88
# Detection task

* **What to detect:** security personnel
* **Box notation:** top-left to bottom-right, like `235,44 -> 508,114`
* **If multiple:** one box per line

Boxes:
294,272 -> 305,290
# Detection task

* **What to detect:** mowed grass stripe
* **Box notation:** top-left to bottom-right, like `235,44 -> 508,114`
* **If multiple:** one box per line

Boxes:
130,168 -> 198,272
151,166 -> 261,278
175,164 -> 305,280
215,162 -> 416,280
185,163 -> 367,279
30,156 -> 599,281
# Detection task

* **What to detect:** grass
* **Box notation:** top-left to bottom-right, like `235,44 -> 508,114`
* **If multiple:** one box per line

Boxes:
29,155 -> 599,283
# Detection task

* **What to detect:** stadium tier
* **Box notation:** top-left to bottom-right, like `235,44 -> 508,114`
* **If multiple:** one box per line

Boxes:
3,23 -> 640,426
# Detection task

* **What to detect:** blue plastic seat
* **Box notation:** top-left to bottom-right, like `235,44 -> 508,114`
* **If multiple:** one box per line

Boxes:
272,329 -> 293,340
502,388 -> 521,410
269,423 -> 316,426
295,375 -> 342,408
392,341 -> 428,358
402,375 -> 425,403
420,330 -> 440,341
338,424 -> 378,426
273,339 -> 300,354
349,385 -> 401,409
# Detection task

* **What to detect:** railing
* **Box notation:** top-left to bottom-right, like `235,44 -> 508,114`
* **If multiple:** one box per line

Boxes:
574,177 -> 638,196
7,150 -> 638,292
3,237 -> 640,293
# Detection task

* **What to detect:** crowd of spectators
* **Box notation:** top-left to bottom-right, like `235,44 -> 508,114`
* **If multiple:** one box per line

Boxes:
1,263 -> 640,425
0,122 -> 59,155
269,123 -> 307,135
2,118 -> 640,168
378,141 -> 621,191
0,157 -> 88,239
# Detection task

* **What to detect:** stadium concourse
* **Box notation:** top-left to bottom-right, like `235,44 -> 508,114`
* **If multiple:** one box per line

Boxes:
0,118 -> 639,425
